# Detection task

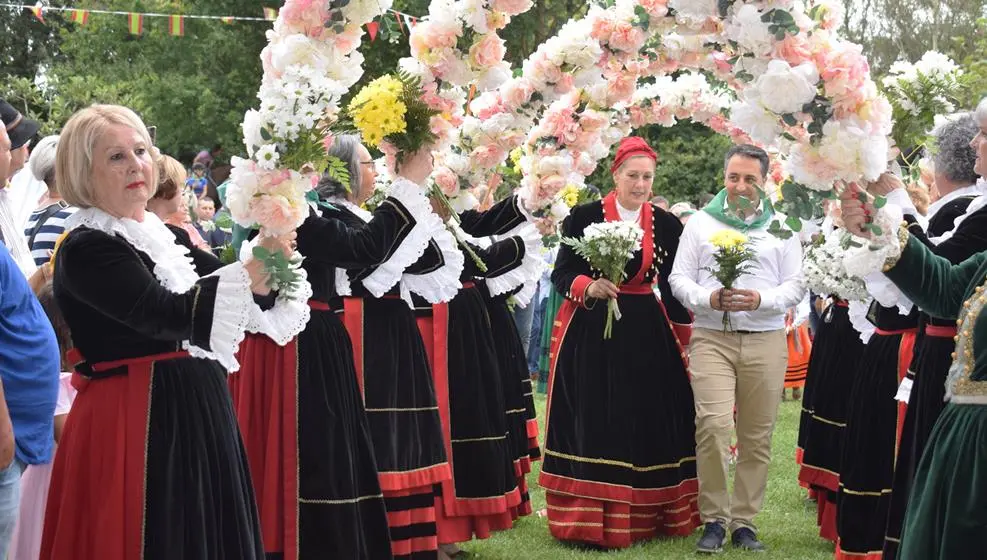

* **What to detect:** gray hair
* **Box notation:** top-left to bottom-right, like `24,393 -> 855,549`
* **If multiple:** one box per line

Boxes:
28,135 -> 59,188
318,134 -> 362,200
933,114 -> 979,185
976,97 -> 987,126
723,144 -> 769,179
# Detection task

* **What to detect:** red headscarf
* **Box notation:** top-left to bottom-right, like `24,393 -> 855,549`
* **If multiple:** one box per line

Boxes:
610,136 -> 657,174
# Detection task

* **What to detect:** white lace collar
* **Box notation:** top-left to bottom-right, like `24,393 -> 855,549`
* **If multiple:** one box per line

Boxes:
328,197 -> 373,223
66,207 -> 200,294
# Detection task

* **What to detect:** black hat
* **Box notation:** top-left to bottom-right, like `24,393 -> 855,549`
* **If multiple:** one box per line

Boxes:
0,99 -> 40,150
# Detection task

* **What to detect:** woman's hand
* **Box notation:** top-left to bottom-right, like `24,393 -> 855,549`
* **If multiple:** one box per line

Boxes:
866,172 -> 904,197
586,279 -> 619,300
534,217 -> 556,236
839,182 -> 876,238
259,231 -> 297,255
244,258 -> 271,296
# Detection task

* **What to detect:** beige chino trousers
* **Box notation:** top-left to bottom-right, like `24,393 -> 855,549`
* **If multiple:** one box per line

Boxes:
689,327 -> 788,533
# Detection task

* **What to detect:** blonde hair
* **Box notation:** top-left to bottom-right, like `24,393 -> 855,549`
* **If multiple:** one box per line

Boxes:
153,154 -> 187,201
56,105 -> 156,208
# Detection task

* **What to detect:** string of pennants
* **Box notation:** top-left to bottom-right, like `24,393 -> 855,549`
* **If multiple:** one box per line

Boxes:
0,3 -> 418,39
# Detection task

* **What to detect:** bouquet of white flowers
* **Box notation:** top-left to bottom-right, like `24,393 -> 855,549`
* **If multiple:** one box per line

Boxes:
561,220 -> 644,339
802,233 -> 869,302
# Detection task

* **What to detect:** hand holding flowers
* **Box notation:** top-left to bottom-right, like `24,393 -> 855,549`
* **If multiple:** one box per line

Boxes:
562,221 -> 644,339
705,230 -> 758,331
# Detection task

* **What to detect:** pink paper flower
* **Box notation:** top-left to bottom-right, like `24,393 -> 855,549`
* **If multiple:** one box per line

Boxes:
489,0 -> 534,16
501,79 -> 534,111
608,22 -> 646,53
538,174 -> 567,199
607,75 -> 636,104
639,0 -> 669,17
280,0 -> 330,37
590,16 -> 616,42
433,166 -> 461,196
469,34 -> 506,69
470,145 -> 506,169
773,34 -> 813,66
251,193 -> 307,237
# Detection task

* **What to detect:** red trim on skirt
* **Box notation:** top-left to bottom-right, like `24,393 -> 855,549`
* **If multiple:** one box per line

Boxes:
835,541 -> 882,560
229,334 -> 300,560
816,489 -> 838,543
545,492 -> 700,548
385,485 -> 438,557
42,350 -> 188,560
895,332 -> 916,448
539,472 -> 699,506
798,463 -> 840,493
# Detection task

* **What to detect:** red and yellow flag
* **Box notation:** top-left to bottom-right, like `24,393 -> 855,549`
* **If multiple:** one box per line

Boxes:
127,13 -> 143,35
168,15 -> 185,36
263,7 -> 277,21
69,9 -> 89,25
29,6 -> 44,22
221,16 -> 234,24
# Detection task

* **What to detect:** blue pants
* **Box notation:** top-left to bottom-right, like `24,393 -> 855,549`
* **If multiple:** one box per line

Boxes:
0,456 -> 26,559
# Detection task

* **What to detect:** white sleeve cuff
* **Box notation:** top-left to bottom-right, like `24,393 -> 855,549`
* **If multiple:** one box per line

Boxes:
847,300 -> 875,345
245,266 -> 313,346
184,262 -> 253,373
361,178 -> 440,298
400,224 -> 465,304
485,225 -> 545,307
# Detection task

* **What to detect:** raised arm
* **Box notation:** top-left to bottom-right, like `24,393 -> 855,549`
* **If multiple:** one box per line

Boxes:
458,194 -> 529,237
884,232 -> 987,320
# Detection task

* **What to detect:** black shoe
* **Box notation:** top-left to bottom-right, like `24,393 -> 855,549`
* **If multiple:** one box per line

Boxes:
731,527 -> 766,552
696,522 -> 727,554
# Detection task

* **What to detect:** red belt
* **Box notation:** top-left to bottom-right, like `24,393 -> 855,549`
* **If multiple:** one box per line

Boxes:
308,299 -> 332,311
462,281 -> 475,289
618,284 -> 655,295
834,301 -> 849,308
66,348 -> 190,377
875,328 -> 918,336
924,325 -> 957,338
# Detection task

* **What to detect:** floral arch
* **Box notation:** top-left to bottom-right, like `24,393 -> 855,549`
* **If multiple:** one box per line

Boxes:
228,0 -> 891,243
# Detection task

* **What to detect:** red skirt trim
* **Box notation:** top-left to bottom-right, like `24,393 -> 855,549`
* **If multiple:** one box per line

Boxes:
385,485 -> 438,557
817,490 -> 838,543
895,332 -> 916,449
539,471 -> 699,506
835,542 -> 882,559
378,464 -> 452,492
228,334 -> 300,560
42,352 -> 179,559
545,492 -> 700,548
798,462 -> 840,492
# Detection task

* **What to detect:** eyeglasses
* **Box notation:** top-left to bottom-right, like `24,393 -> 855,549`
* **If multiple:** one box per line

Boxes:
360,161 -> 375,166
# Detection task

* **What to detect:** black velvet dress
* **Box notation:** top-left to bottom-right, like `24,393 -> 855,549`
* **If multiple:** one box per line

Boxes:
331,203 -> 452,560
835,302 -> 918,559
230,182 -> 437,560
540,194 -> 698,549
43,217 -> 263,560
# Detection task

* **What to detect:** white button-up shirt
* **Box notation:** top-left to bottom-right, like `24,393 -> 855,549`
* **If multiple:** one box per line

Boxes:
669,209 -> 805,332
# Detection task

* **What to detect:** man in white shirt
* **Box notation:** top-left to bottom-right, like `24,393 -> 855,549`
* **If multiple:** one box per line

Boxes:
669,145 -> 805,553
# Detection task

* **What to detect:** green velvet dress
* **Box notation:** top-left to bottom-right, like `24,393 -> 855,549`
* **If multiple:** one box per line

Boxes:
885,234 -> 987,560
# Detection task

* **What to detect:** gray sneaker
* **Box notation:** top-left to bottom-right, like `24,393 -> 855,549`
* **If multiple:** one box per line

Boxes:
731,527 -> 767,552
696,522 -> 727,554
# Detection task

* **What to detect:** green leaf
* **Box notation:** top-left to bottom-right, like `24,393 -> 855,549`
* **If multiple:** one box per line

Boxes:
785,216 -> 803,232
873,195 -> 887,209
252,246 -> 272,260
260,127 -> 272,142
781,113 -> 798,127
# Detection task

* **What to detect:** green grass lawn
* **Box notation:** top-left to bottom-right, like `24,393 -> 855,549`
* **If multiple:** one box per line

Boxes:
461,394 -> 834,559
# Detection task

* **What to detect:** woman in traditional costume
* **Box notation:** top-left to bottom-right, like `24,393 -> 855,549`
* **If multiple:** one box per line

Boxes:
840,129 -> 987,557
41,105 -> 294,559
540,137 -> 699,549
229,144 -> 443,559
323,135 -> 460,560
419,200 -> 543,556
835,181 -> 921,560
783,300 -> 811,400
883,114 -> 987,558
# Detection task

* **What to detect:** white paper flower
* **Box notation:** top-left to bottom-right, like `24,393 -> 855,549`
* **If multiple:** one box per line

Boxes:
241,110 -> 265,157
725,4 -> 774,56
755,60 -> 820,115
729,95 -> 781,146
669,0 -> 717,26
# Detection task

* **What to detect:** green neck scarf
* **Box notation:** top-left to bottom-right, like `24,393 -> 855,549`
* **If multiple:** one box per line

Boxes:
702,189 -> 774,232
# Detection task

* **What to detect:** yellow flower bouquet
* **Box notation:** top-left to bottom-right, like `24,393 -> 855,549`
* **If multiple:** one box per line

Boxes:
346,72 -> 438,162
706,230 -> 758,332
